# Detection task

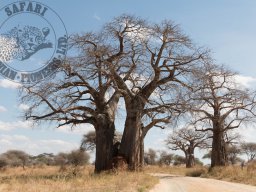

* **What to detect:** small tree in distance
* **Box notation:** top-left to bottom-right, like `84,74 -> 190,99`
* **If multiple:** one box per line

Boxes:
144,148 -> 157,165
187,63 -> 256,167
166,127 -> 209,168
158,151 -> 173,166
173,155 -> 186,166
67,150 -> 90,167
2,150 -> 29,169
241,142 -> 256,162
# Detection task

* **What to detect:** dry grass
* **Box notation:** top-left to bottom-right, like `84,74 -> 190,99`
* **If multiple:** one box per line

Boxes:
0,166 -> 158,192
144,165 -> 206,176
204,165 -> 256,186
144,164 -> 256,186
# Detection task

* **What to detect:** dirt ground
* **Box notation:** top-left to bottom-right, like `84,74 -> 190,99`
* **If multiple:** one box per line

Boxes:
150,173 -> 256,192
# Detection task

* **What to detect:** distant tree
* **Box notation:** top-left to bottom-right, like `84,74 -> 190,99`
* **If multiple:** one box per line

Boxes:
31,153 -> 55,166
241,142 -> 256,161
67,150 -> 90,167
144,148 -> 157,165
2,150 -> 29,169
166,128 -> 209,168
187,63 -> 256,167
0,156 -> 8,169
226,145 -> 242,165
158,151 -> 173,166
54,152 -> 68,167
173,155 -> 186,166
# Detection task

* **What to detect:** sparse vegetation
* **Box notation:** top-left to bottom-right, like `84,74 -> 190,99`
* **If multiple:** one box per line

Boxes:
204,163 -> 256,186
144,164 -> 256,186
0,166 -> 158,192
2,11 -> 256,191
185,168 -> 206,177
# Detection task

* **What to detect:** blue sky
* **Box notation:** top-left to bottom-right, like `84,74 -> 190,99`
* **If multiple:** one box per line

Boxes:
1,0 -> 256,162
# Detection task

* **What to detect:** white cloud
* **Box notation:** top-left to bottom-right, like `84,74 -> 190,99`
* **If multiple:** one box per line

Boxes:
0,120 -> 32,131
18,104 -> 30,111
239,125 -> 256,143
235,75 -> 256,88
0,134 -> 79,155
0,79 -> 21,89
56,123 -> 94,135
0,105 -> 7,112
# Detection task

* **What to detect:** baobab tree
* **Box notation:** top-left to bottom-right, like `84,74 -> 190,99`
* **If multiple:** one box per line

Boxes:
187,62 -> 256,167
20,32 -> 124,173
102,15 -> 206,170
20,15 -> 206,171
166,128 -> 209,168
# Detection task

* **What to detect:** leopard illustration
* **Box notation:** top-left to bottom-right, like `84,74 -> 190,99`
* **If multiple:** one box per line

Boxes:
0,25 -> 53,62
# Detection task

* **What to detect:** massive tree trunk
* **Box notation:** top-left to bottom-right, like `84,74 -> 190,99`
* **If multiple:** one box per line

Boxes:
139,137 -> 144,167
186,145 -> 195,168
119,100 -> 143,170
94,92 -> 120,173
186,152 -> 195,168
211,127 -> 226,167
94,114 -> 115,173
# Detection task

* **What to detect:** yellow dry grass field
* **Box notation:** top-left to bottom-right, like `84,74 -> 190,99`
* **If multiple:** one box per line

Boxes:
0,166 -> 158,192
144,165 -> 206,176
204,165 -> 256,186
144,164 -> 256,186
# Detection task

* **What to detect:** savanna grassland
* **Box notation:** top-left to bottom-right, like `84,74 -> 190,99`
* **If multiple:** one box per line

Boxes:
145,164 -> 256,186
0,166 -> 158,192
1,164 -> 256,192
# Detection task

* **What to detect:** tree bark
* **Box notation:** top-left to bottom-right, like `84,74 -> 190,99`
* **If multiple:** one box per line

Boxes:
94,114 -> 115,173
182,144 -> 195,168
211,128 -> 226,167
139,137 -> 144,167
119,107 -> 142,171
186,153 -> 195,168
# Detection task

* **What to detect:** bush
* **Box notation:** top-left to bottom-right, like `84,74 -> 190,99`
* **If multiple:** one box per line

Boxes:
67,150 -> 90,166
0,156 -> 8,169
1,150 -> 29,169
185,168 -> 206,177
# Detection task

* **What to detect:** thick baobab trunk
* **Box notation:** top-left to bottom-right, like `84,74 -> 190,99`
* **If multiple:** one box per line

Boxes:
186,155 -> 195,168
186,154 -> 195,168
94,92 -> 120,173
139,137 -> 144,167
185,146 -> 195,168
211,129 -> 226,167
94,114 -> 115,173
119,109 -> 142,171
